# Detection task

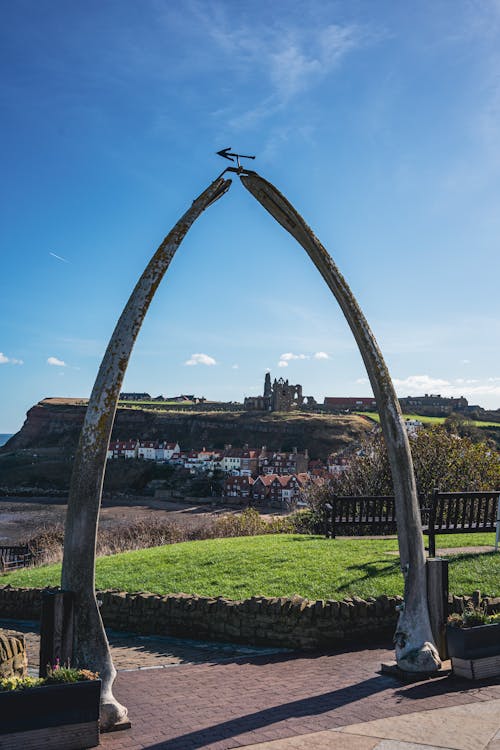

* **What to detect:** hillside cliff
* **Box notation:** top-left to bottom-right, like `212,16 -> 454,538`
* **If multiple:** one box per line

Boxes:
3,398 -> 373,459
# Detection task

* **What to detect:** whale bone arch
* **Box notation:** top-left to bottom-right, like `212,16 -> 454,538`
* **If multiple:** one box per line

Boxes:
61,168 -> 439,730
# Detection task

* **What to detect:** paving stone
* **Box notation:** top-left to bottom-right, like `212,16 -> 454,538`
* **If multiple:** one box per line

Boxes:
242,731 -> 379,748
340,699 -> 500,750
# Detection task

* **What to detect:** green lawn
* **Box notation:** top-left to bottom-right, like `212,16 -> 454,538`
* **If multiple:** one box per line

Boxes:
2,533 -> 498,600
355,412 -> 445,425
355,411 -> 500,428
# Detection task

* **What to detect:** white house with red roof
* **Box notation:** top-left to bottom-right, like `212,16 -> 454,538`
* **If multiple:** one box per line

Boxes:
161,442 -> 180,460
107,439 -> 138,459
138,440 -> 159,460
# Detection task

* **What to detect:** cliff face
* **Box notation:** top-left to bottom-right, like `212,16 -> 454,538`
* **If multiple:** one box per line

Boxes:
3,398 -> 373,459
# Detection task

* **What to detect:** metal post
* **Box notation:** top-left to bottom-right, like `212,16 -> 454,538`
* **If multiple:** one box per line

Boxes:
426,558 -> 449,660
39,590 -> 74,677
495,495 -> 500,552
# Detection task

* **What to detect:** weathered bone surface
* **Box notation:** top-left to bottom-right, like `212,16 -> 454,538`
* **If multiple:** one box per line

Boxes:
61,175 -> 232,730
240,172 -> 440,672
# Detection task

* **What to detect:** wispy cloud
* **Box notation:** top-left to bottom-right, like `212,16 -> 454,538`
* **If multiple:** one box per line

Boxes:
0,352 -> 23,365
392,373 -> 500,403
184,353 -> 217,366
49,251 -> 69,263
280,352 -> 309,362
231,364 -> 239,369
278,351 -> 330,367
47,356 -> 67,367
392,374 -> 451,393
203,9 -> 367,130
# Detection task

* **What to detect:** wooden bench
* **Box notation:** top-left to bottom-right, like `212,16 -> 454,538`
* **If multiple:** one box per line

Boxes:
0,546 -> 32,573
324,491 -> 500,555
426,489 -> 499,556
324,495 -> 398,538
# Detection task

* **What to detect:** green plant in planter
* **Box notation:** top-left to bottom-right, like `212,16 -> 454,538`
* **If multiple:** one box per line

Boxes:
0,662 -> 99,691
0,675 -> 43,691
447,602 -> 500,628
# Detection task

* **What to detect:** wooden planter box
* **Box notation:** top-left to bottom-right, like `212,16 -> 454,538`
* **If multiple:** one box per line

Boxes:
0,679 -> 101,750
447,622 -> 500,660
451,654 -> 500,680
447,623 -> 500,680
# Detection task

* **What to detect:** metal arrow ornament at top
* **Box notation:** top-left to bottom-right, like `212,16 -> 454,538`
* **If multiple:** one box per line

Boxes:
217,147 -> 256,169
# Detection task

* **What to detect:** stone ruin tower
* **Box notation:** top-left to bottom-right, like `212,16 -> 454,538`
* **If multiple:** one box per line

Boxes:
271,377 -> 303,411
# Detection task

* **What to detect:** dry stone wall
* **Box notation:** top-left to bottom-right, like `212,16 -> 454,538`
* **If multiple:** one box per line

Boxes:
1,586 -> 499,650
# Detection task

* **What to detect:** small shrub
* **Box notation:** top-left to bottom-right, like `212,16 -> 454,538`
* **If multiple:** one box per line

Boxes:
18,506 -> 312,569
0,676 -> 43,691
45,661 -> 99,684
447,601 -> 500,628
0,665 -> 98,691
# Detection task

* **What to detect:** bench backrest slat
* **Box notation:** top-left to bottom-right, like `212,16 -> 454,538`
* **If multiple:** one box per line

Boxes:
324,490 -> 499,540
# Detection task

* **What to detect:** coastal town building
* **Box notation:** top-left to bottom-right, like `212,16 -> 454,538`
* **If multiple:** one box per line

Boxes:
258,447 -> 309,476
107,440 -> 138,459
398,394 -> 468,415
224,475 -> 254,499
323,396 -> 377,411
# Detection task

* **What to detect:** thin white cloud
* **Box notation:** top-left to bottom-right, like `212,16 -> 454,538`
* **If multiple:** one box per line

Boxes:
47,356 -> 67,367
0,352 -> 23,365
280,352 -> 309,362
204,10 -> 367,130
278,360 -> 288,368
314,351 -> 330,360
392,374 -> 451,393
392,373 -> 500,405
268,24 -> 359,100
184,353 -> 217,366
231,364 -> 239,369
49,251 -> 69,263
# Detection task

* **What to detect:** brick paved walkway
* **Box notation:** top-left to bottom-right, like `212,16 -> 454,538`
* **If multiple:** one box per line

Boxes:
100,643 -> 500,750
0,619 -> 285,672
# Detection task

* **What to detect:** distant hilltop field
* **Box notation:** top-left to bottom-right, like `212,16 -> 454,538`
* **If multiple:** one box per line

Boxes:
2,398 -> 373,460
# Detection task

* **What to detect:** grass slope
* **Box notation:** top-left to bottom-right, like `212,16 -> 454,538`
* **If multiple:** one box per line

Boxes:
355,411 -> 500,427
2,533 -> 498,600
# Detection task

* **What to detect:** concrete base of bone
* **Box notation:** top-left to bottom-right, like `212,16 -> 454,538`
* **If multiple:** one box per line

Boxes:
396,641 -> 441,673
100,697 -> 130,732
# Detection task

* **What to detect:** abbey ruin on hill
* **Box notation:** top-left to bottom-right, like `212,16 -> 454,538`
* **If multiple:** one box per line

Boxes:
244,372 -> 317,412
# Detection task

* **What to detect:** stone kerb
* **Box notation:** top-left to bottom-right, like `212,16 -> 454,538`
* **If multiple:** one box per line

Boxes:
1,586 -> 499,650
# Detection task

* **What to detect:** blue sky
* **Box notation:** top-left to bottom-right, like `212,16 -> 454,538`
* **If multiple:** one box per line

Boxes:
1,1 -> 500,432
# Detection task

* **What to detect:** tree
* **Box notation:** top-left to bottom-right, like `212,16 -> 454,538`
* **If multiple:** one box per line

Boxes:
443,412 -> 481,441
308,426 -> 500,503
